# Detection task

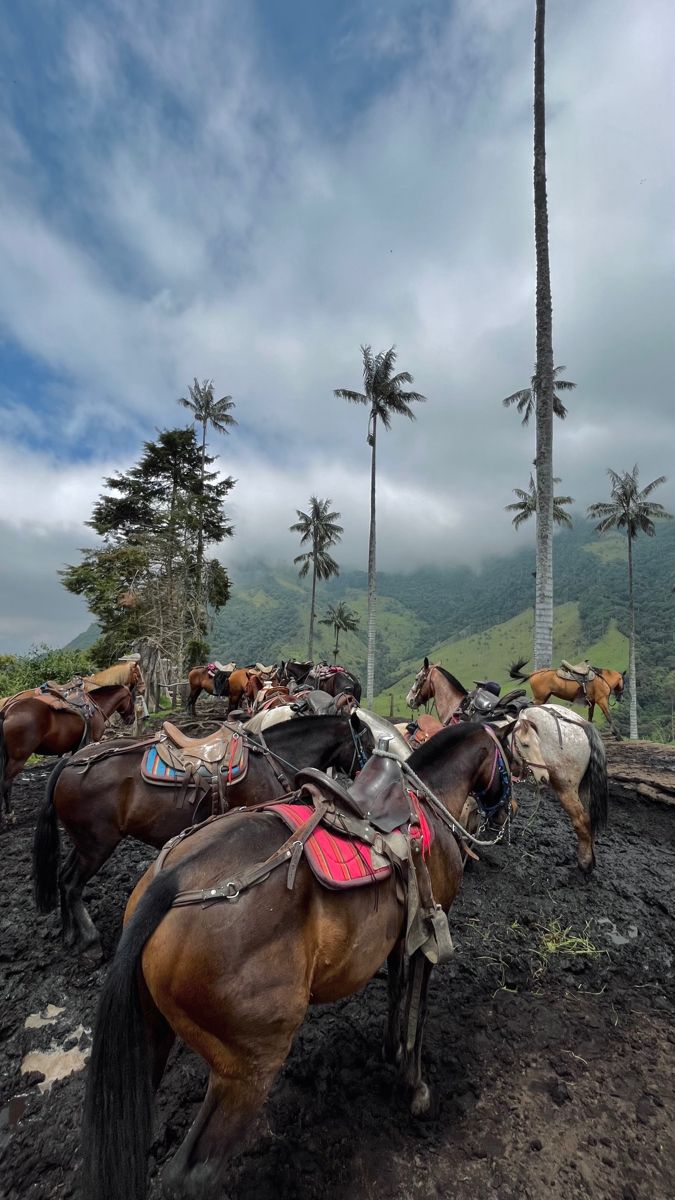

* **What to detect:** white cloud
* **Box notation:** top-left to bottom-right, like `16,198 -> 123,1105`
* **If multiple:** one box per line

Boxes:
0,0 -> 673,648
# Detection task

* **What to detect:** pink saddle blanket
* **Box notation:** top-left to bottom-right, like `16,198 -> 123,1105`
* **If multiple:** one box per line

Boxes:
268,796 -> 432,891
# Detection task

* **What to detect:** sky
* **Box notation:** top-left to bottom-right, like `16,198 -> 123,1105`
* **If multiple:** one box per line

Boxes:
0,0 -> 674,651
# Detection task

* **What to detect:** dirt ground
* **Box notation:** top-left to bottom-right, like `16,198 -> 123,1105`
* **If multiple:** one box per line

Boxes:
1,753 -> 674,1200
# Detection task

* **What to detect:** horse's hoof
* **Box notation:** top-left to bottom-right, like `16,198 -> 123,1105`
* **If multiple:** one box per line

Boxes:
410,1081 -> 431,1117
79,938 -> 103,965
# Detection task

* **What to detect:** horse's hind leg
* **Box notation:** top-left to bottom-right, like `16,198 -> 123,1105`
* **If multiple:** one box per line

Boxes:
161,1034 -> 294,1200
556,786 -> 595,874
59,837 -> 120,953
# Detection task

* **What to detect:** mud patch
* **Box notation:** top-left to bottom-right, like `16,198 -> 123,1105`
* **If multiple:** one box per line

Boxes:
1,762 -> 674,1199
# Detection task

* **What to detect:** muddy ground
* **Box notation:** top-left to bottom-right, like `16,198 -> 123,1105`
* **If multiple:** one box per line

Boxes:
1,752 -> 674,1200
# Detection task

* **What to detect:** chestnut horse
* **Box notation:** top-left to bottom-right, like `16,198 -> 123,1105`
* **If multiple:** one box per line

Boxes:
83,723 -> 513,1200
407,659 -> 608,872
186,665 -> 233,713
0,682 -> 137,821
33,714 -> 373,953
508,657 -> 625,738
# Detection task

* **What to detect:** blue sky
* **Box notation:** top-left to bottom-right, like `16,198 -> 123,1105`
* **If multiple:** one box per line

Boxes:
1,0 -> 674,649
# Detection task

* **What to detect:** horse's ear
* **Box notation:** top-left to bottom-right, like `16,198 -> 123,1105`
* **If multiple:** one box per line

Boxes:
493,719 -> 518,744
424,656 -> 429,670
349,712 -> 365,734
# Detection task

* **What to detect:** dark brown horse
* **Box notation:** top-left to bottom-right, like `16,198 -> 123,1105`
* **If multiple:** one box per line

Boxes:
33,714 -> 373,953
280,660 -> 362,704
83,723 -> 513,1200
0,683 -> 137,820
509,657 -> 625,737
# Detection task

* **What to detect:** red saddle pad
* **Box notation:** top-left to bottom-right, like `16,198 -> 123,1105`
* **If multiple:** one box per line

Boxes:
269,796 -> 432,891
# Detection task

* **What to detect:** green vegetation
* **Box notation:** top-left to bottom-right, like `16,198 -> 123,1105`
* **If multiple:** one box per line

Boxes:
67,518 -> 675,740
0,645 -> 97,698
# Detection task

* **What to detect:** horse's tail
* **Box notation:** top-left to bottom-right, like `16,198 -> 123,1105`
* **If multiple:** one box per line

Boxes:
508,657 -> 531,682
0,709 -> 6,808
82,869 -> 181,1200
579,721 -> 609,836
32,757 -> 70,912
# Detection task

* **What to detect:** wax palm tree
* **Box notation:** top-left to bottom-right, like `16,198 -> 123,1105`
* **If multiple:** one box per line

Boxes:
530,0 -> 556,670
588,466 -> 672,739
502,365 -> 575,426
290,498 -> 343,659
506,475 -> 574,530
178,379 -> 237,629
335,345 -> 425,704
320,602 -> 360,663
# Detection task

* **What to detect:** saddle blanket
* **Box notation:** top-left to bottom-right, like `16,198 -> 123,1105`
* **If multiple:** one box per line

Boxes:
141,744 -> 245,786
269,797 -> 432,891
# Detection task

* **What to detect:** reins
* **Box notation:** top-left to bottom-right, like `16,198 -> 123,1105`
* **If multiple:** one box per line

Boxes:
376,746 -> 512,849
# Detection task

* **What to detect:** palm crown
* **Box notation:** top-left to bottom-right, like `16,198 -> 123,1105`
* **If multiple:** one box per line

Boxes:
503,365 -> 575,427
587,466 -> 672,538
505,474 -> 574,530
290,498 -> 343,579
178,378 -> 237,440
334,345 -> 425,441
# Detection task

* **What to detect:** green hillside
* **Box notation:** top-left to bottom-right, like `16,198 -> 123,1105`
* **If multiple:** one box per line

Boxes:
372,603 -> 628,722
66,518 -> 675,739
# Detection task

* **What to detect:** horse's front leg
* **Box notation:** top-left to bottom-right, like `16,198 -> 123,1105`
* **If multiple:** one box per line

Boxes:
596,696 -> 621,739
383,942 -> 405,1065
587,700 -> 595,723
401,952 -> 434,1116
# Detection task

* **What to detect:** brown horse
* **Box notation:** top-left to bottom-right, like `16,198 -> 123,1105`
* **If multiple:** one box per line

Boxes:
0,682 -> 137,821
83,722 -> 513,1200
186,663 -> 237,713
33,714 -> 373,953
280,660 -> 363,704
407,659 -> 609,872
509,657 -> 625,737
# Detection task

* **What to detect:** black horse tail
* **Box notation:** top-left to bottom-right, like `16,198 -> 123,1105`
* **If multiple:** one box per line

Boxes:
82,869 -> 181,1200
0,709 -> 6,812
32,757 -> 70,912
579,721 -> 609,836
508,657 -> 531,682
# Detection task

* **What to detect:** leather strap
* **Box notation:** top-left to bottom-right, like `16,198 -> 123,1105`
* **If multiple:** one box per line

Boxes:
167,800 -> 328,908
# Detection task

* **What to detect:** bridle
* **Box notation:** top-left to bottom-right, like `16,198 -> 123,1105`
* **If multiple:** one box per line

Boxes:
506,721 -> 548,780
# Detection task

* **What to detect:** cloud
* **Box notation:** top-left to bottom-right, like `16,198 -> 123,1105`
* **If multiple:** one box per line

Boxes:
0,0 -> 673,649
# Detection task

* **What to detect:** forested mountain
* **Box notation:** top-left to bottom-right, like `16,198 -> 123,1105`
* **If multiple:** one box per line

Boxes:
68,519 -> 675,738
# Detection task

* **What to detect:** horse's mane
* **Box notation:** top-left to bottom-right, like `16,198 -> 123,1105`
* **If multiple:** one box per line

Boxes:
85,662 -> 134,688
435,665 -> 468,696
408,721 -> 481,770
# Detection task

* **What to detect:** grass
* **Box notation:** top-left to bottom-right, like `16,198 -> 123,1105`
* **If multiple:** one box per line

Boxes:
373,602 -> 629,720
532,919 -> 606,979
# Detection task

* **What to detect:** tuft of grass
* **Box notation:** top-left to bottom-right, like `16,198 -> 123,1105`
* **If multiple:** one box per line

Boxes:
533,919 -> 607,978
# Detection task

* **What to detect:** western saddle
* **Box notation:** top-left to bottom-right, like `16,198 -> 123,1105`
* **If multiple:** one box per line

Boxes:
296,744 -> 412,835
557,659 -> 596,684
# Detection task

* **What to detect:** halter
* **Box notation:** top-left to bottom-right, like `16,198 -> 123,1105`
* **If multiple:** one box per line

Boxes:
470,729 -> 512,818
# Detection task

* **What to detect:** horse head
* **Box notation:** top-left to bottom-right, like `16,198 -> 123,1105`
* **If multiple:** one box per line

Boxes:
406,658 -> 431,709
505,717 -> 549,786
118,686 -> 137,725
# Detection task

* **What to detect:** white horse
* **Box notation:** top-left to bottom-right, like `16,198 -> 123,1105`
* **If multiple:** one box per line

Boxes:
406,660 -> 608,873
513,704 -> 608,872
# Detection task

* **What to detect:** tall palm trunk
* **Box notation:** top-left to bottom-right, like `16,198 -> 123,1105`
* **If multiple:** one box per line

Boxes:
333,626 -> 340,663
307,538 -> 318,660
366,413 -> 377,705
533,0 -> 555,669
195,419 -> 207,631
627,533 -> 638,739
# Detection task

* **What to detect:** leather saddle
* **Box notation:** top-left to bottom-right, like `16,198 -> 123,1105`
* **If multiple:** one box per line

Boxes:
153,721 -> 247,779
295,751 -> 413,835
557,659 -> 595,684
35,678 -> 97,719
